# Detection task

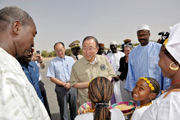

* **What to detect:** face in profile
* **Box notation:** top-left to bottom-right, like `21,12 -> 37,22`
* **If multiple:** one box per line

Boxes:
133,79 -> 152,105
55,43 -> 65,58
110,44 -> 117,53
15,20 -> 37,58
137,30 -> 150,46
82,39 -> 98,62
17,46 -> 34,63
158,46 -> 175,78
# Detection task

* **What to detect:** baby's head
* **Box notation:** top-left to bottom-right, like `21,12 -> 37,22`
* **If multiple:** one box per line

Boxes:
133,77 -> 160,104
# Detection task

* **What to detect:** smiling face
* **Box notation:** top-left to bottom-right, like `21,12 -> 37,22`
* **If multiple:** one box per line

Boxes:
72,47 -> 80,56
82,39 -> 99,62
137,30 -> 150,46
133,79 -> 152,105
124,46 -> 131,57
110,44 -> 117,53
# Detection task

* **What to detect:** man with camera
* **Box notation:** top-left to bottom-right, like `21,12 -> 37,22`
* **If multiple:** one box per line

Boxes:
33,50 -> 45,69
32,50 -> 51,118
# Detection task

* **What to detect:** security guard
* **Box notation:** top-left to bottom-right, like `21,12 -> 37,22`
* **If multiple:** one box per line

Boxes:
69,40 -> 83,61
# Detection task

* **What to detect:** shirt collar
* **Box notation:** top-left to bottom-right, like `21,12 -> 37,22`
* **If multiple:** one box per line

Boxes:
57,56 -> 66,60
83,55 -> 99,65
20,61 -> 33,69
91,57 -> 97,65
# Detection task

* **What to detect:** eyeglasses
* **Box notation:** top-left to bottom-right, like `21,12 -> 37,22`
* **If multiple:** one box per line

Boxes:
83,47 -> 97,52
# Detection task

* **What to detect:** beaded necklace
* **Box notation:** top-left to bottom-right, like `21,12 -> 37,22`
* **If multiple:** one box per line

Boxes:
137,101 -> 152,109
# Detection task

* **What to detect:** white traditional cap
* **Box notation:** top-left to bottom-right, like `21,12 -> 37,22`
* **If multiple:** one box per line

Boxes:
163,22 -> 180,64
137,24 -> 150,31
110,41 -> 117,45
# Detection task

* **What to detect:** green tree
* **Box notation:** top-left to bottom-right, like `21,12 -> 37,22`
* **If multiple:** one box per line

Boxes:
49,51 -> 56,57
117,44 -> 121,48
133,43 -> 140,46
65,49 -> 71,56
41,50 -> 49,57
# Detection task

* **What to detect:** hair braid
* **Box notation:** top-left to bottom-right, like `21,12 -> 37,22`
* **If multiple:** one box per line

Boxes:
146,77 -> 160,96
88,77 -> 113,120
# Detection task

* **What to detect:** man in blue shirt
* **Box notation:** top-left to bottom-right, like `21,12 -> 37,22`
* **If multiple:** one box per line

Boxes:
47,42 -> 77,120
125,25 -> 171,98
17,46 -> 44,103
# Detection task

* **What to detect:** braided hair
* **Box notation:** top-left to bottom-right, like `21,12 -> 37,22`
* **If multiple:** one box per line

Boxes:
88,77 -> 113,120
146,77 -> 160,98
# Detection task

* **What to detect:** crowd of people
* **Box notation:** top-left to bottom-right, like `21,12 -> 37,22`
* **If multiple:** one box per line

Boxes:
1,5 -> 180,120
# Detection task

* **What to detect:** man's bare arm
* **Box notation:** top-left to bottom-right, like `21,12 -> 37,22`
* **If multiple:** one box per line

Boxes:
50,77 -> 66,86
72,82 -> 89,89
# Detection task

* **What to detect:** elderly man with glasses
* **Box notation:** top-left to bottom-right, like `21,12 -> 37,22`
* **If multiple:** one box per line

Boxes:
69,36 -> 116,106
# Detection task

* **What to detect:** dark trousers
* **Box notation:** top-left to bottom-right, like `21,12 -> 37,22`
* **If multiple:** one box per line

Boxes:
55,85 -> 77,120
39,80 -> 51,118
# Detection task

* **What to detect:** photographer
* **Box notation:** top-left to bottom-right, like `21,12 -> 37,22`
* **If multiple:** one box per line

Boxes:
32,50 -> 51,118
33,50 -> 45,69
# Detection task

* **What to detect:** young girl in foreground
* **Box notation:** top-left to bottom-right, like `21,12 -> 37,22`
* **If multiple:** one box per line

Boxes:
131,77 -> 160,120
75,77 -> 125,120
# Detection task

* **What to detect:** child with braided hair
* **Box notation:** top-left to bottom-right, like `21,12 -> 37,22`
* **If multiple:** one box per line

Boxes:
131,77 -> 160,120
75,77 -> 125,120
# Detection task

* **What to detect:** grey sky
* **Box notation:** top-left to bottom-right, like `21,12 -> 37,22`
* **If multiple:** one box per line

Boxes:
1,0 -> 180,52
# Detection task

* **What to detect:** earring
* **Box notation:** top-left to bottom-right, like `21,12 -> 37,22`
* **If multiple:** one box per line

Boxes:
169,62 -> 179,71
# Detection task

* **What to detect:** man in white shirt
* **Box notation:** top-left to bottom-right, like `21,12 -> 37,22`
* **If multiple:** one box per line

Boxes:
107,41 -> 125,103
0,6 -> 50,120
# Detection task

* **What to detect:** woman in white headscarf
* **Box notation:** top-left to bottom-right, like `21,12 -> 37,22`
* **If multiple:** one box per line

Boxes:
140,22 -> 180,120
